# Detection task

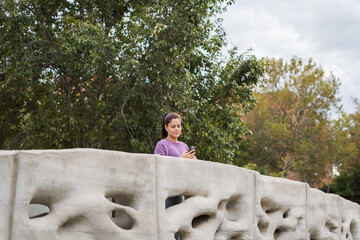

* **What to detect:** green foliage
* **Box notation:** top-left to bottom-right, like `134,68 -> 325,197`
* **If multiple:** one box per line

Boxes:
242,162 -> 285,177
242,162 -> 265,173
242,57 -> 343,186
325,100 -> 360,202
348,99 -> 360,163
327,165 -> 360,204
0,0 -> 264,163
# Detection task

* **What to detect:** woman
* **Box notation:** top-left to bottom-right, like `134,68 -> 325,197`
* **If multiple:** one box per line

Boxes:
154,112 -> 196,240
154,112 -> 196,159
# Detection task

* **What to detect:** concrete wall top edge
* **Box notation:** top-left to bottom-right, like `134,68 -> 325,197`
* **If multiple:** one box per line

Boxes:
0,150 -> 17,156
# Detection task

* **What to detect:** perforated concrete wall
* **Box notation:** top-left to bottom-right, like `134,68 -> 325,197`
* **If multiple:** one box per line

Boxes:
0,149 -> 359,240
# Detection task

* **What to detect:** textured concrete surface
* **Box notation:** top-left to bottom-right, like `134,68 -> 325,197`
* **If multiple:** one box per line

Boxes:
0,149 -> 359,240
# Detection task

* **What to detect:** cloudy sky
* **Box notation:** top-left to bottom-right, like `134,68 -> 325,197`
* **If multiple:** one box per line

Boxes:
220,0 -> 360,114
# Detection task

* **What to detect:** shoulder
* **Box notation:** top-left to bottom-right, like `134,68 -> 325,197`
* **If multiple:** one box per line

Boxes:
154,139 -> 168,155
177,141 -> 189,149
156,139 -> 168,147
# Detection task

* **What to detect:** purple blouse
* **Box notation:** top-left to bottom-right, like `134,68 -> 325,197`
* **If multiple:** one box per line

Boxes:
154,138 -> 189,157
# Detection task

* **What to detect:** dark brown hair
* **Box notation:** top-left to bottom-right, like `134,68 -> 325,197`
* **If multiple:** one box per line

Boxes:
162,112 -> 181,138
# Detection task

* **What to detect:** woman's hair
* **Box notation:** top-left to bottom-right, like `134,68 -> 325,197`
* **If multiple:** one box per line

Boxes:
162,112 -> 181,138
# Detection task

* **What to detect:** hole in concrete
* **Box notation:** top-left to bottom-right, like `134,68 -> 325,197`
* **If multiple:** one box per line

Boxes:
191,214 -> 212,229
326,220 -> 338,234
261,197 -> 274,210
106,194 -> 136,230
230,234 -> 242,239
225,195 -> 242,221
309,230 -> 320,240
174,231 -> 181,240
165,195 -> 184,209
28,203 -> 50,219
274,228 -> 281,239
109,208 -> 134,230
350,220 -> 359,238
283,210 -> 289,218
265,208 -> 277,214
257,219 -> 269,233
261,197 -> 280,216
183,195 -> 191,200
106,193 -> 136,220
226,195 -> 240,212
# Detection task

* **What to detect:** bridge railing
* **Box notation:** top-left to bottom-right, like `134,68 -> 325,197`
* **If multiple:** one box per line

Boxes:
0,149 -> 359,240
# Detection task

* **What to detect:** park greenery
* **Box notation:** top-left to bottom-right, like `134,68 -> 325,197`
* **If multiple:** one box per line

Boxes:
0,0 -> 264,162
242,58 -> 360,201
1,0 -> 359,201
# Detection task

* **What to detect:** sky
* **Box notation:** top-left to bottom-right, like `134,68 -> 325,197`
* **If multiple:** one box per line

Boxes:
220,0 -> 360,115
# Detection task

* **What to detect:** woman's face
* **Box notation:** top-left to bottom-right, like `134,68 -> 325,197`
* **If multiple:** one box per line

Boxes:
165,118 -> 182,140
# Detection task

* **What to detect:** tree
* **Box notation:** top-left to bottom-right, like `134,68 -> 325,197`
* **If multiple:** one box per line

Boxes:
0,0 -> 264,163
242,57 -> 343,186
348,99 -> 360,163
328,165 -> 360,204
328,100 -> 360,202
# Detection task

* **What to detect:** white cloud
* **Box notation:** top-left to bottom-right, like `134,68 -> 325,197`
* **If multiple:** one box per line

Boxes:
221,0 -> 360,114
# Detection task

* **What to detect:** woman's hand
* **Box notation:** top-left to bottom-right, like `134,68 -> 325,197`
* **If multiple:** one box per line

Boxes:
180,149 -> 196,159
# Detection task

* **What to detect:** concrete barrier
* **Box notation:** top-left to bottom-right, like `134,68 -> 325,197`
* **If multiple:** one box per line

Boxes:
0,149 -> 359,240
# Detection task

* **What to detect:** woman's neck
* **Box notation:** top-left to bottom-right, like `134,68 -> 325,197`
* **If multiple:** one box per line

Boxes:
167,136 -> 178,143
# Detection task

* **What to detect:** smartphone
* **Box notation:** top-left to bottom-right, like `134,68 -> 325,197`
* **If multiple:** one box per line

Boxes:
189,146 -> 196,152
